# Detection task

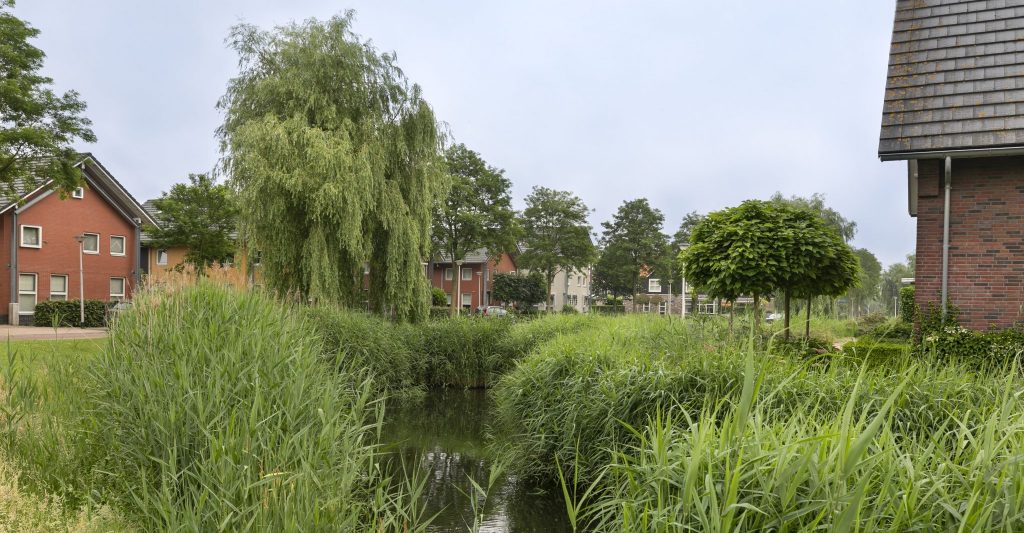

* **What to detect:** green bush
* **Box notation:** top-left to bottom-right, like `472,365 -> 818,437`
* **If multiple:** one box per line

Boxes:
33,300 -> 108,327
430,287 -> 448,307
429,306 -> 450,320
841,339 -> 911,367
923,326 -> 1024,370
899,285 -> 915,323
80,284 -> 423,530
854,311 -> 888,335
861,318 -> 913,341
560,304 -> 578,314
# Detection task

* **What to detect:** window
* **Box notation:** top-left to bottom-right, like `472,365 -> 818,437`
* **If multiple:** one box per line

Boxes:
444,268 -> 453,281
446,294 -> 452,305
19,225 -> 41,248
640,302 -> 652,313
461,292 -> 472,307
109,277 -> 126,302
110,235 -> 126,256
698,303 -> 717,314
462,268 -> 473,281
253,250 -> 262,266
82,233 -> 99,254
50,275 -> 67,301
658,301 -> 668,315
157,249 -> 168,265
648,278 -> 662,293
18,274 -> 36,314
71,187 -> 84,199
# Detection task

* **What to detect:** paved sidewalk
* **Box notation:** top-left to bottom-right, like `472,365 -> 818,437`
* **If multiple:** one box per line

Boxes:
0,325 -> 108,341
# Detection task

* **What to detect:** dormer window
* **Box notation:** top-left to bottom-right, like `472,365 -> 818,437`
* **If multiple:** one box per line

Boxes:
71,187 -> 84,199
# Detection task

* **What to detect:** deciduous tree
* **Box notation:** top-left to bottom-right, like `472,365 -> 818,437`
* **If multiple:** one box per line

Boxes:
432,144 -> 517,315
599,199 -> 669,303
144,174 -> 237,274
518,187 -> 595,310
492,272 -> 546,311
0,2 -> 95,199
218,12 -> 447,321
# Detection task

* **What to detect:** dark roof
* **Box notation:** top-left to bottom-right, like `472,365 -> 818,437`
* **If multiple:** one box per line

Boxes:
879,1 -> 1024,158
0,154 -> 158,227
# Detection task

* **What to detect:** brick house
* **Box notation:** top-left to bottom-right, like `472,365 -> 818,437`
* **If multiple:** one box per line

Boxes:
879,1 -> 1024,329
1,154 -> 156,324
139,200 -> 258,289
430,249 -> 518,311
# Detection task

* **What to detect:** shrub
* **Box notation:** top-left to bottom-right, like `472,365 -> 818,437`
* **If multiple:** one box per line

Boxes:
560,304 -> 578,314
861,318 -> 913,341
899,285 -> 915,323
81,283 -> 423,530
923,325 -> 1024,370
854,311 -> 888,335
841,339 -> 911,367
33,300 -> 108,327
430,287 -> 448,307
411,317 -> 515,388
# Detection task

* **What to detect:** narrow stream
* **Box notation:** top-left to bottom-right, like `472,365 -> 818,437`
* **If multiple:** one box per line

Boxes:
384,389 -> 573,533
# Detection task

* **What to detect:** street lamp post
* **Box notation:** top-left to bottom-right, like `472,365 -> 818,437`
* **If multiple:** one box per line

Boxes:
73,234 -> 85,327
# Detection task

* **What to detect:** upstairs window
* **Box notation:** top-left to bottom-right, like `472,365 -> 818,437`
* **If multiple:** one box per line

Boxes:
461,268 -> 473,281
19,225 -> 41,248
648,278 -> 661,293
71,187 -> 84,199
110,235 -> 126,256
157,249 -> 168,265
444,268 -> 453,281
82,233 -> 99,254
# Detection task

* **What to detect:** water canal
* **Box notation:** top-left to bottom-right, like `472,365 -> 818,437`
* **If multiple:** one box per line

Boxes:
384,389 -> 573,533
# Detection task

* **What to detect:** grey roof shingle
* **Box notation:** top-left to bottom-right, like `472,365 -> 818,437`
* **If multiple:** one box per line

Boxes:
879,0 -> 1024,157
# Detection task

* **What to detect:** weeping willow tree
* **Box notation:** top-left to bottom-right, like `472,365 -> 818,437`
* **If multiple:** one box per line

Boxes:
218,12 -> 447,321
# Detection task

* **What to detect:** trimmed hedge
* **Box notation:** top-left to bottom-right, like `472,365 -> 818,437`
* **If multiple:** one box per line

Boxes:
33,300 -> 108,327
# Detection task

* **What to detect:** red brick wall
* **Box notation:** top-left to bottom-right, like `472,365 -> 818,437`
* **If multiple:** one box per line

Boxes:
915,156 -> 1024,329
429,252 -> 518,309
6,185 -> 137,314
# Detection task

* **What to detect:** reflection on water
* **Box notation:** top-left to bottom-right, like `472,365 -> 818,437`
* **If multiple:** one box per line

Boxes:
384,389 -> 572,533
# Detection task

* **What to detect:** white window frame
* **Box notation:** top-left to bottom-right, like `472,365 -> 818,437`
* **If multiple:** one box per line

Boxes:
109,277 -> 126,302
461,292 -> 472,307
659,301 -> 668,315
157,249 -> 168,266
109,235 -> 126,256
641,302 -> 652,313
71,187 -> 84,199
19,225 -> 41,248
446,294 -> 452,305
50,274 -> 68,301
649,278 -> 662,293
18,273 -> 36,314
461,267 -> 473,281
444,268 -> 453,281
82,232 -> 99,254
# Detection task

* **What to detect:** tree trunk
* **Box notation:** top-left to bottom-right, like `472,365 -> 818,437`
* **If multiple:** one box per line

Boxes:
752,291 -> 760,335
728,301 -> 734,334
783,288 -> 792,341
805,296 -> 812,339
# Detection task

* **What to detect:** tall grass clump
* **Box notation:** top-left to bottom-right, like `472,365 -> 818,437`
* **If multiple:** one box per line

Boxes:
494,315 -> 1007,483
83,283 -> 426,531
577,358 -> 1024,531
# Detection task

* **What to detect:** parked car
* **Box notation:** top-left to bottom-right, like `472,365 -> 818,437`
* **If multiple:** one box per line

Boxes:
765,312 -> 784,323
480,306 -> 508,317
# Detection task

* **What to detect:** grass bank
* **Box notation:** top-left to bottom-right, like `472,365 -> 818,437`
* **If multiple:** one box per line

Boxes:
492,315 -> 1023,530
0,284 -> 429,531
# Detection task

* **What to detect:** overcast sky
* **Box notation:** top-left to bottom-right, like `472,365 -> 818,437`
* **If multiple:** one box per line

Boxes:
15,0 -> 912,266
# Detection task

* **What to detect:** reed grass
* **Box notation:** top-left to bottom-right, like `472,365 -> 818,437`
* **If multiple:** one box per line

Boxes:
493,315 -> 1024,530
